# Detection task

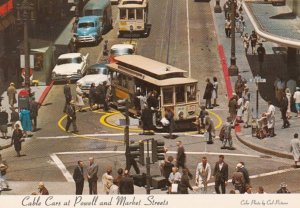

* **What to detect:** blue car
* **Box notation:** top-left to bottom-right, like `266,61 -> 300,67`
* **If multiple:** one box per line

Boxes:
75,16 -> 102,44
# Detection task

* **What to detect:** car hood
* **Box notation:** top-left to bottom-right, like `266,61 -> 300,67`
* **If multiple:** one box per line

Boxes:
53,64 -> 81,75
77,27 -> 97,36
77,74 -> 110,86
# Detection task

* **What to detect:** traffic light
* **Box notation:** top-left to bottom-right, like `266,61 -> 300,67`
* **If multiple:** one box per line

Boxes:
128,140 -> 145,166
152,139 -> 165,163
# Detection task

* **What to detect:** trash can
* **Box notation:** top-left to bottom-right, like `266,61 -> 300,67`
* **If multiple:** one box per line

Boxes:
18,89 -> 30,109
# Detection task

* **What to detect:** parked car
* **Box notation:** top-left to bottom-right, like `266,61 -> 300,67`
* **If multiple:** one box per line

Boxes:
75,16 -> 102,45
76,63 -> 110,94
108,43 -> 135,63
52,53 -> 89,81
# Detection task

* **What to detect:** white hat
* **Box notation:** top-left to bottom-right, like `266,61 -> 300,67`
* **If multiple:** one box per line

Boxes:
236,163 -> 243,169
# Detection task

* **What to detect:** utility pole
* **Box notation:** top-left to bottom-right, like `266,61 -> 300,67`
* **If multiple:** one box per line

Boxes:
250,76 -> 266,118
16,0 -> 35,88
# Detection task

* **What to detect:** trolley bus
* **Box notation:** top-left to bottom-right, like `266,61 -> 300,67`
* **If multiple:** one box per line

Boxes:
106,55 -> 200,130
117,0 -> 149,37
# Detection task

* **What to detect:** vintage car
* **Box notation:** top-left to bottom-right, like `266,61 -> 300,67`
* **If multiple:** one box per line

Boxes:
108,43 -> 135,63
52,53 -> 89,81
75,16 -> 102,45
76,63 -> 110,94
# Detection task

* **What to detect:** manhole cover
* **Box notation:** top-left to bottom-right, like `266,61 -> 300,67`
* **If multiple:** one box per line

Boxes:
259,155 -> 272,158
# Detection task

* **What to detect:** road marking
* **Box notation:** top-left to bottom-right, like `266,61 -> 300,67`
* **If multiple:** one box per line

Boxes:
186,0 -> 191,78
52,151 -> 295,183
207,110 -> 223,129
50,153 -> 74,182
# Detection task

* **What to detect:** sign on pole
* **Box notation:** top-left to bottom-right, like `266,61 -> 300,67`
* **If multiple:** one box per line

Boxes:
20,55 -> 34,68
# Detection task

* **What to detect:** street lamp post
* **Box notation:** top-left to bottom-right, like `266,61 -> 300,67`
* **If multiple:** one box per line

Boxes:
228,0 -> 239,76
214,0 -> 222,13
16,0 -> 35,88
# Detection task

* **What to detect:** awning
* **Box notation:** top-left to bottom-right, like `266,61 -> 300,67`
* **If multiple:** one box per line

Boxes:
0,13 -> 15,32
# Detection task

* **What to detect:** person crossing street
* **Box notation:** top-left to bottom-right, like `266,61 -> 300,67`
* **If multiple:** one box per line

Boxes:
65,100 -> 78,133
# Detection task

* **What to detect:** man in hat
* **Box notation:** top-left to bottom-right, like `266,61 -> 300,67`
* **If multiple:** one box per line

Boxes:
38,182 -> 49,195
290,133 -> 300,167
257,42 -> 266,73
63,79 -> 72,113
232,163 -> 246,194
293,87 -> 300,118
276,182 -> 290,193
221,117 -> 233,149
0,107 -> 8,139
65,100 -> 78,133
7,82 -> 17,107
29,97 -> 40,132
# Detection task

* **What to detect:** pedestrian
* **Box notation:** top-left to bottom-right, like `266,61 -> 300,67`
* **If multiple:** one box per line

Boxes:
244,185 -> 253,194
213,155 -> 228,194
286,77 -> 297,95
265,101 -> 276,137
223,1 -> 230,19
0,107 -> 9,139
204,112 -> 214,144
243,33 -> 250,54
11,124 -> 24,157
212,77 -> 218,107
194,106 -> 207,134
293,87 -> 300,117
168,167 -> 181,194
37,182 -> 49,195
236,96 -> 244,123
235,75 -> 246,98
147,91 -> 159,127
95,83 -> 105,109
285,88 -> 292,119
242,85 -> 250,101
257,43 -> 266,72
126,141 -> 140,174
29,97 -> 40,132
176,141 -> 186,170
10,107 -> 19,130
276,182 -> 290,194
224,18 -> 231,38
87,157 -> 98,195
179,168 -> 194,194
221,117 -> 233,149
203,78 -> 214,109
65,100 -> 78,133
250,30 -> 258,54
141,104 -> 153,134
75,83 -> 85,112
88,83 -> 97,111
73,160 -> 84,195
242,98 -> 251,128
239,162 -> 250,187
232,163 -> 246,194
195,156 -> 211,194
290,133 -> 300,168
165,108 -> 175,139
103,81 -> 110,112
113,168 -> 124,188
238,15 -> 245,37
20,108 -> 32,137
163,156 -> 175,190
102,166 -> 113,195
228,94 -> 238,126
274,77 -> 285,103
7,82 -> 17,108
257,186 -> 266,194
133,87 -> 142,115
63,79 -> 72,113
119,170 -> 134,194
109,179 -> 119,195
280,92 -> 290,129
0,154 -> 9,191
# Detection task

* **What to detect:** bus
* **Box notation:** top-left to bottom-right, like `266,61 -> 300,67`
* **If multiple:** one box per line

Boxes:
106,55 -> 200,131
117,0 -> 149,37
83,0 -> 113,33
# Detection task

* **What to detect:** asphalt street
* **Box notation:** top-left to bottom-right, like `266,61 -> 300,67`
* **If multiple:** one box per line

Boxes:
1,0 -> 299,195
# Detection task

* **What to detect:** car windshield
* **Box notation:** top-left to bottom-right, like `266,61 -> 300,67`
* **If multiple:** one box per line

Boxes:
86,67 -> 108,75
57,57 -> 82,65
110,48 -> 134,56
78,22 -> 94,28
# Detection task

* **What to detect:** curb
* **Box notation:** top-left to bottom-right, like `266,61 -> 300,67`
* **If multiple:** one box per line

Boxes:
38,81 -> 54,105
235,132 -> 293,159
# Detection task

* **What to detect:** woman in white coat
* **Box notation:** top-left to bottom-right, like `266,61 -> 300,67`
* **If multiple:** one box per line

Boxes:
265,101 -> 276,137
195,156 -> 211,194
242,98 -> 251,128
75,83 -> 85,112
290,133 -> 300,167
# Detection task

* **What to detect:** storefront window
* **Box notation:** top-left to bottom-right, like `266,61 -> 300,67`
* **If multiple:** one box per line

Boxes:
187,84 -> 197,102
176,85 -> 185,103
163,87 -> 173,105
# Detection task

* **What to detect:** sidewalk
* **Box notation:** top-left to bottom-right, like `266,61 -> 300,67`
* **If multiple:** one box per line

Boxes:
0,86 -> 48,150
212,0 -> 299,159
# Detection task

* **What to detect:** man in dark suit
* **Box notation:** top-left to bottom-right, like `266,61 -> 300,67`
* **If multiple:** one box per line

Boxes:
213,155 -> 228,194
119,170 -> 134,194
87,157 -> 98,195
73,160 -> 84,195
176,141 -> 186,169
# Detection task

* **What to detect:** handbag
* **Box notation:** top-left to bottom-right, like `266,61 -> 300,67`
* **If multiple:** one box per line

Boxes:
171,183 -> 178,193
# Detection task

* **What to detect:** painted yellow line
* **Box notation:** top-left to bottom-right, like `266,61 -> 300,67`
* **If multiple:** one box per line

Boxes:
207,110 -> 223,129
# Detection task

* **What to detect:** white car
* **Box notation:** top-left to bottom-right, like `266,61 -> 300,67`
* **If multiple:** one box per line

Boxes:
52,53 -> 89,81
108,44 -> 135,63
76,63 -> 110,94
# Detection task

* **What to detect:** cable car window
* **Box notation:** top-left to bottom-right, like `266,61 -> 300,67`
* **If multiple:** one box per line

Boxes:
187,84 -> 196,102
176,85 -> 185,103
136,9 -> 143,20
128,9 -> 135,19
163,87 -> 173,105
120,9 -> 126,19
